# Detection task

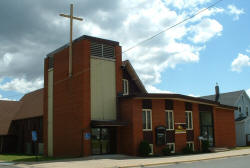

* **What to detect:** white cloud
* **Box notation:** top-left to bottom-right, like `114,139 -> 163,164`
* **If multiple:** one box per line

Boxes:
188,94 -> 200,97
165,0 -> 211,10
189,18 -> 223,43
231,53 -> 250,72
227,4 -> 244,21
246,46 -> 250,53
189,7 -> 224,22
247,89 -> 250,97
0,0 -> 231,94
0,78 -> 43,94
0,94 -> 12,101
146,85 -> 173,93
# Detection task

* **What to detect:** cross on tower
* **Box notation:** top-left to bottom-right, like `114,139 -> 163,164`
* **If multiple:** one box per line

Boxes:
60,4 -> 83,77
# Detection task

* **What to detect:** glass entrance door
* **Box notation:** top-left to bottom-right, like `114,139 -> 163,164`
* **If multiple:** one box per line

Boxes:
91,128 -> 111,155
200,111 -> 214,146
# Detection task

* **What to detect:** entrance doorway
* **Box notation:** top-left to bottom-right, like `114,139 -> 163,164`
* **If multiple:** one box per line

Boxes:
200,111 -> 214,146
91,128 -> 116,155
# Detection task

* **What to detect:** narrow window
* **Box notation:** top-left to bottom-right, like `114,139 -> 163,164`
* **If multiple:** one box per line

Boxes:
185,111 -> 193,130
239,106 -> 242,113
187,141 -> 194,151
122,79 -> 129,95
246,106 -> 248,116
166,110 -> 174,130
149,144 -> 154,155
166,143 -> 175,153
142,109 -> 152,131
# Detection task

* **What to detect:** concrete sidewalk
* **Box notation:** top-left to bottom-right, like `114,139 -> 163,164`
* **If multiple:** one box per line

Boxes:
14,149 -> 250,168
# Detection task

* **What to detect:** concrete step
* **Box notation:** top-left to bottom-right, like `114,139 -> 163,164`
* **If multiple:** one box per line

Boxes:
209,147 -> 230,152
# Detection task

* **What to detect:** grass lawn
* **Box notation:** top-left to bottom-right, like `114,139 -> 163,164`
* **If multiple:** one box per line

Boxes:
0,153 -> 68,162
232,146 -> 250,150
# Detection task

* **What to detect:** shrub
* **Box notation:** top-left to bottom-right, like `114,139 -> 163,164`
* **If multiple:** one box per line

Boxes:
138,140 -> 151,157
162,146 -> 172,156
182,145 -> 193,154
201,140 -> 210,153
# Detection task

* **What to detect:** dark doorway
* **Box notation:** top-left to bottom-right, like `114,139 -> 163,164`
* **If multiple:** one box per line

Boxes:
200,111 -> 214,146
91,127 -> 116,155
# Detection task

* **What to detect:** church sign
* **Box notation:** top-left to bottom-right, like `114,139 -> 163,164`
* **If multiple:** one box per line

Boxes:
175,123 -> 187,134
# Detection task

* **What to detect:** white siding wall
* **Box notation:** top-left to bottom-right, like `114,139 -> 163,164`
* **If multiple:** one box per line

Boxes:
235,92 -> 250,146
48,69 -> 53,156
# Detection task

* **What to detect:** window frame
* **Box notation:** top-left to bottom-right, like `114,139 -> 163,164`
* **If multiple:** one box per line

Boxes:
122,79 -> 129,96
149,144 -> 154,155
187,141 -> 195,151
142,109 -> 152,131
166,143 -> 175,153
185,111 -> 193,130
165,110 -> 174,131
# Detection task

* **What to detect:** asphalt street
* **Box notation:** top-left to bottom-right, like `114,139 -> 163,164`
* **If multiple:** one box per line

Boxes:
148,154 -> 250,168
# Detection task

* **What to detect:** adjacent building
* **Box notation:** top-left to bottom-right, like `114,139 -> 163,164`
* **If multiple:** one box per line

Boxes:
44,35 -> 237,157
202,89 -> 250,146
0,89 -> 43,154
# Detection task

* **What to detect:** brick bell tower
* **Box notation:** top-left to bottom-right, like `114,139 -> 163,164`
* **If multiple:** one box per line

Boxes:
44,35 -> 123,157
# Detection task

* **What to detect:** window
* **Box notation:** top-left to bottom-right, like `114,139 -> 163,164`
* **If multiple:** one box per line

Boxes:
166,110 -> 174,130
149,144 -> 154,155
185,111 -> 193,130
122,79 -> 129,95
246,106 -> 249,116
239,106 -> 242,113
166,143 -> 175,153
187,141 -> 194,151
142,109 -> 152,131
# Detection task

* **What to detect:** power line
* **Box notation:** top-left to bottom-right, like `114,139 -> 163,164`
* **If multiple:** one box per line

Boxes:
123,0 -> 223,53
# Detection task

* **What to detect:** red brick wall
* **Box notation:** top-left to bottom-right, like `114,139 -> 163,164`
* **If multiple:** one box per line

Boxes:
173,100 -> 187,153
152,99 -> 166,154
44,39 -> 91,157
213,107 -> 236,148
118,98 -> 143,155
115,46 -> 122,94
118,99 -> 236,156
193,103 -> 200,151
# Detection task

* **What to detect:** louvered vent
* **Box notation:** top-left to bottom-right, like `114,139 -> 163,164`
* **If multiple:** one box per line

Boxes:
48,56 -> 54,69
90,42 -> 115,59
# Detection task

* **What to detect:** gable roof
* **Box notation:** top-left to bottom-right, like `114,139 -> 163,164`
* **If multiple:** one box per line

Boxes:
14,88 -> 43,120
201,90 -> 244,106
0,100 -> 22,135
122,60 -> 147,93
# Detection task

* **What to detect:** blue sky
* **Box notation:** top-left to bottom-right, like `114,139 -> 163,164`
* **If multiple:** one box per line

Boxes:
157,0 -> 250,96
0,0 -> 249,101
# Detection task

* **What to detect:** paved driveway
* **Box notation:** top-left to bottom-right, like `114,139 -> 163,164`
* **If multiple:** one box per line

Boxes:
148,155 -> 250,168
1,149 -> 250,168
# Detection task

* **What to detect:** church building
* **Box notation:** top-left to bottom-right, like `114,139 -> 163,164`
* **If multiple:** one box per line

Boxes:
44,35 -> 236,157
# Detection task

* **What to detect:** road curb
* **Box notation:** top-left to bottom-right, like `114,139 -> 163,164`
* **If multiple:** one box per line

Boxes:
118,153 -> 250,168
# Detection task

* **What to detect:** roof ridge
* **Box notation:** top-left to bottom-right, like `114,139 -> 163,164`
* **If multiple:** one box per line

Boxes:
201,90 -> 244,97
20,88 -> 43,100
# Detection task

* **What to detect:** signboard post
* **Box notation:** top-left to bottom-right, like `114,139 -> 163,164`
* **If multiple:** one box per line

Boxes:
32,131 -> 38,161
84,133 -> 91,140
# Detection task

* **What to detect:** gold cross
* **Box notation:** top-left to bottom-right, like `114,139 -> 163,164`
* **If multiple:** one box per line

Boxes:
60,4 -> 83,77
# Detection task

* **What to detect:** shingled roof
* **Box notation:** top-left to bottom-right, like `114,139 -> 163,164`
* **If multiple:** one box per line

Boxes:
122,60 -> 147,93
0,100 -> 22,135
14,88 -> 43,120
201,90 -> 244,106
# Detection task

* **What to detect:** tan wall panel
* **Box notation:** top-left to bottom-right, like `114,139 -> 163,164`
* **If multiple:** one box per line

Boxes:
91,58 -> 116,120
48,69 -> 53,156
